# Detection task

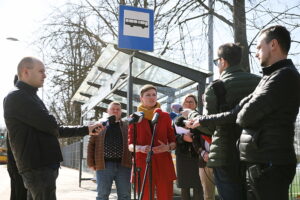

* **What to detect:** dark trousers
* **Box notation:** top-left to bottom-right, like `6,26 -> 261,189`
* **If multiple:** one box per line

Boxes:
181,188 -> 203,200
8,167 -> 27,200
213,165 -> 246,200
21,167 -> 59,200
246,163 -> 296,200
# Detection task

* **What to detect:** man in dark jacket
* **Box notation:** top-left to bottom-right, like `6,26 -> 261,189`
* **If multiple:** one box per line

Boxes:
6,75 -> 28,200
3,56 -> 104,200
188,43 -> 260,200
187,25 -> 300,200
237,25 -> 300,200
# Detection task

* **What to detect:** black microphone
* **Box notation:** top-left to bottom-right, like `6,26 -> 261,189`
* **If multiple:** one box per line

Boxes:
175,116 -> 188,127
93,115 -> 116,133
128,112 -> 144,124
101,115 -> 116,126
151,108 -> 162,125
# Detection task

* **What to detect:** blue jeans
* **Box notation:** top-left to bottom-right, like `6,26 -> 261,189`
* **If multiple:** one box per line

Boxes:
96,161 -> 131,200
213,166 -> 245,200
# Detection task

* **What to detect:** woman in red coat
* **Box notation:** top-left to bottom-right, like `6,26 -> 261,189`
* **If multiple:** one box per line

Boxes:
128,84 -> 176,200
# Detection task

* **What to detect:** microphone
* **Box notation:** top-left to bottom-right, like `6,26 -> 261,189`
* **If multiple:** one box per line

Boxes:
100,115 -> 116,126
128,112 -> 144,124
151,108 -> 162,125
174,116 -> 188,127
92,115 -> 116,133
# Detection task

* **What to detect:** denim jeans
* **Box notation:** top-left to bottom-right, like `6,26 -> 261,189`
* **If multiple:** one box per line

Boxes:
213,166 -> 245,200
96,161 -> 131,200
21,167 -> 58,200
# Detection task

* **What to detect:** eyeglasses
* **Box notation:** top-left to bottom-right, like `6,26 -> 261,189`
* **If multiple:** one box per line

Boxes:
184,101 -> 195,104
213,58 -> 220,66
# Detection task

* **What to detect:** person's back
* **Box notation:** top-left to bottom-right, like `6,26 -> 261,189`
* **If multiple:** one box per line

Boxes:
204,46 -> 260,167
202,43 -> 260,200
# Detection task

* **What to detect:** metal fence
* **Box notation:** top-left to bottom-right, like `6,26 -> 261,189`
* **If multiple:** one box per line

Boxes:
61,136 -> 92,174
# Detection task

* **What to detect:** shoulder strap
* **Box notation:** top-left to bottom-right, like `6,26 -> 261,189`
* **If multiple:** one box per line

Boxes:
211,79 -> 228,112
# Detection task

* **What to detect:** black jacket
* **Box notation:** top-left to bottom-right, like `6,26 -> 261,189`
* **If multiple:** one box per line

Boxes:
192,59 -> 300,165
237,59 -> 300,165
4,81 -> 89,173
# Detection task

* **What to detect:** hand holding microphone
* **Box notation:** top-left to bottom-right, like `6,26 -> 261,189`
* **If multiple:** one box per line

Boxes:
88,123 -> 105,135
90,115 -> 116,135
185,117 -> 201,129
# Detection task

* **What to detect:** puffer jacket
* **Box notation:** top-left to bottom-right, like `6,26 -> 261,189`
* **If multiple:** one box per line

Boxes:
203,65 -> 260,167
4,81 -> 89,173
237,59 -> 300,165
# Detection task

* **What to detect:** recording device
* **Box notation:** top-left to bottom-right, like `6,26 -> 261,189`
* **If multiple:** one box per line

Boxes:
92,115 -> 116,133
100,115 -> 116,126
128,112 -> 144,124
174,115 -> 188,127
151,108 -> 162,125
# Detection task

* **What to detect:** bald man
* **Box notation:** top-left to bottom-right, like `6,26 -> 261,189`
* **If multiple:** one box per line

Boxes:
4,57 -> 104,200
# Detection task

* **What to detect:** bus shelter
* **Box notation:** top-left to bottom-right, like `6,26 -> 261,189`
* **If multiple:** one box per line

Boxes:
71,43 -> 212,186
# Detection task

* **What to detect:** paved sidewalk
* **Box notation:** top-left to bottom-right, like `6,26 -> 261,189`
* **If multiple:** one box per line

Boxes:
0,165 -> 111,200
0,165 -> 181,200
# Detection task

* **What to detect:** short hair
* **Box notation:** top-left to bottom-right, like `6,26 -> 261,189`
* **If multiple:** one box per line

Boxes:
259,25 -> 291,55
139,84 -> 157,97
217,43 -> 242,67
17,57 -> 42,77
107,101 -> 121,109
183,94 -> 198,106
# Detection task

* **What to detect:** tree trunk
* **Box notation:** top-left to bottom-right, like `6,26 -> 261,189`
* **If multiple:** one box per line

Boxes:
233,0 -> 250,72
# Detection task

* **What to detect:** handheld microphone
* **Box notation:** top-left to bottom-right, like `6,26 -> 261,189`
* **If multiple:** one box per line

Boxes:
151,108 -> 162,125
102,115 -> 116,126
174,116 -> 188,127
92,115 -> 116,133
128,112 -> 144,124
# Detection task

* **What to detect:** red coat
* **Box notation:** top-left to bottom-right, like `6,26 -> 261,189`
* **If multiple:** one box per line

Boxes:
128,111 -> 176,184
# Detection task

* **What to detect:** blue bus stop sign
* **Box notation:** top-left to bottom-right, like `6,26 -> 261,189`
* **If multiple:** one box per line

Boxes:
118,5 -> 154,52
